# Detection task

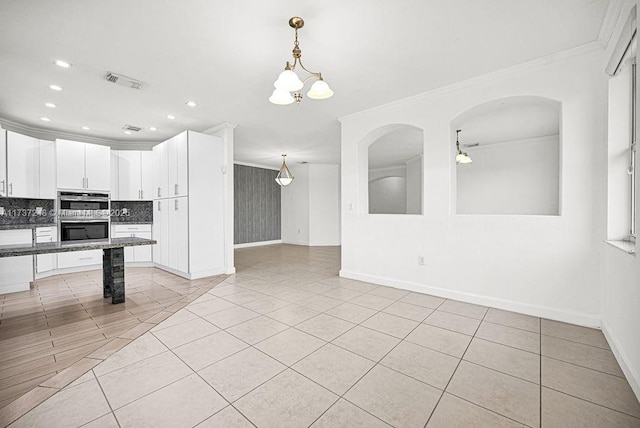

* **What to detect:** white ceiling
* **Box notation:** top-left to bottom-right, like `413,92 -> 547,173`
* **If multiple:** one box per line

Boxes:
0,0 -> 610,169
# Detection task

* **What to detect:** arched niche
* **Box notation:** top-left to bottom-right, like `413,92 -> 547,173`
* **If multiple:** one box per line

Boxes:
451,96 -> 561,215
364,124 -> 424,214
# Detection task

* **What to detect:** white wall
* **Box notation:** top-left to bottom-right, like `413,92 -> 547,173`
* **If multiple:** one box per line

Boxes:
340,45 -> 607,327
281,163 -> 341,246
309,164 -> 341,246
369,176 -> 407,214
281,164 -> 310,245
601,0 -> 640,400
457,136 -> 560,215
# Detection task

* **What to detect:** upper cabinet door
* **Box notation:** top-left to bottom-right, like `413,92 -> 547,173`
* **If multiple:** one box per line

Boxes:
116,151 -> 141,200
0,131 -> 6,197
39,140 -> 56,199
175,132 -> 188,197
84,143 -> 110,191
140,151 -> 153,200
56,139 -> 86,190
153,142 -> 168,199
7,131 -> 40,198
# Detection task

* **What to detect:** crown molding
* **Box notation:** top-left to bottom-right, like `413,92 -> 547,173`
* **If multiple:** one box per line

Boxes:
338,41 -> 603,123
234,161 -> 279,171
0,116 -> 160,150
202,122 -> 238,135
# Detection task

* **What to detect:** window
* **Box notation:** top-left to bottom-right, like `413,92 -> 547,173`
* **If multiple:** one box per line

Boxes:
606,12 -> 637,245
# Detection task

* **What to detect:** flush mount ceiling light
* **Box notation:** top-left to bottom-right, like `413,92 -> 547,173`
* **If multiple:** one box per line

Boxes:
185,101 -> 196,107
269,17 -> 334,105
455,129 -> 472,164
275,154 -> 294,186
49,84 -> 62,91
44,102 -> 56,108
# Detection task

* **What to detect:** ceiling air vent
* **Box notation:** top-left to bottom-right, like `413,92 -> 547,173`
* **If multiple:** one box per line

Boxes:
122,125 -> 142,132
105,72 -> 143,90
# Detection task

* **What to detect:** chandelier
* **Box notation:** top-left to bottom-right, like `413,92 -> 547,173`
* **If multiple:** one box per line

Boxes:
275,154 -> 294,186
269,17 -> 334,105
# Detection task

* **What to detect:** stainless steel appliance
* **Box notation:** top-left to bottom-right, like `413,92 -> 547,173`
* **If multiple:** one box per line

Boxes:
58,192 -> 110,242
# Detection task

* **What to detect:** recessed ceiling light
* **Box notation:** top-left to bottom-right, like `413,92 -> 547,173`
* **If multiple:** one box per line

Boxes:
82,126 -> 90,130
186,101 -> 196,107
49,84 -> 62,91
124,130 -> 132,135
40,117 -> 51,122
45,102 -> 56,108
54,59 -> 71,68
167,115 -> 175,120
149,127 -> 157,131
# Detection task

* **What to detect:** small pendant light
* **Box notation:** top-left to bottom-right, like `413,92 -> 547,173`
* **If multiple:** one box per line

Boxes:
275,154 -> 294,186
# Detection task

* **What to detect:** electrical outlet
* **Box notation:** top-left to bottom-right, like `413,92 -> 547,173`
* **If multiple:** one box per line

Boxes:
418,256 -> 425,265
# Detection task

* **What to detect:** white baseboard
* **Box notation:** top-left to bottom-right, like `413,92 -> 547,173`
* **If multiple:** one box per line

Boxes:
601,321 -> 640,402
234,240 -> 282,249
154,264 -> 228,280
339,269 -> 601,328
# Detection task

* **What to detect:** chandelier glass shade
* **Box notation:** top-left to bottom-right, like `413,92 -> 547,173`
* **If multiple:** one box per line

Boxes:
269,17 -> 334,105
275,154 -> 294,186
455,129 -> 473,164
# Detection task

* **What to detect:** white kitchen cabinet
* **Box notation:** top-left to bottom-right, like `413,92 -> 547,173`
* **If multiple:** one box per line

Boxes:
39,140 -> 56,199
152,142 -> 168,199
57,249 -> 102,269
152,131 -> 225,279
113,224 -> 152,264
0,130 -> 6,197
56,139 -> 110,191
35,226 -> 57,276
153,199 -> 169,267
110,151 -> 119,200
6,131 -> 40,198
114,150 -> 154,200
0,229 -> 33,294
153,133 -> 188,199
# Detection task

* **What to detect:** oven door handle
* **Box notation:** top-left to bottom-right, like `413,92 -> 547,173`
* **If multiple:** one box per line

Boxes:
59,219 -> 109,223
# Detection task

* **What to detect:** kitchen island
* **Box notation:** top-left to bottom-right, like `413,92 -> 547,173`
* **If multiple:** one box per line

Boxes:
0,237 -> 156,304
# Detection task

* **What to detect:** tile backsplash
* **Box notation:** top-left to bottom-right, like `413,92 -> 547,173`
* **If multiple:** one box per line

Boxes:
0,198 -> 55,226
110,200 -> 153,223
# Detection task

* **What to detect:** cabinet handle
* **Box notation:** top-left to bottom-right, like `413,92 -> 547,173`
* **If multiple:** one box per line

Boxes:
174,184 -> 178,195
9,182 -> 13,195
158,201 -> 162,211
0,179 -> 4,194
86,177 -> 89,188
157,187 -> 161,198
141,189 -> 144,199
79,257 -> 92,260
174,199 -> 178,210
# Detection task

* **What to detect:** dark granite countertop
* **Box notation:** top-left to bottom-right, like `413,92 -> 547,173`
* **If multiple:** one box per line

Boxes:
0,237 -> 156,257
0,223 -> 57,231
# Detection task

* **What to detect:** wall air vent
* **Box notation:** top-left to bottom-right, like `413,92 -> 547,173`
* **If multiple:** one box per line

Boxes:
122,125 -> 142,132
105,72 -> 143,90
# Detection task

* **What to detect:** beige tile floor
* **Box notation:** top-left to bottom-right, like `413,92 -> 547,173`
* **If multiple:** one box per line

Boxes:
3,244 -> 640,427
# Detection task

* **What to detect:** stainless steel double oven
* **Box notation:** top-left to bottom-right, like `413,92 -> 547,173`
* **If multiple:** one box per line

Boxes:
58,192 -> 110,242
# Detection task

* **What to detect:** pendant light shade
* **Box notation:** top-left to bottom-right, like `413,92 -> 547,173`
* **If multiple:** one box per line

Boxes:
274,70 -> 304,92
275,154 -> 294,186
307,79 -> 334,99
455,129 -> 473,164
269,88 -> 295,105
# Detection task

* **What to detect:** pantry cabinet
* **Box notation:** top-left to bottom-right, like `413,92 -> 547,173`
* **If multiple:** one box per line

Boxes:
56,139 -> 110,191
152,131 -> 225,279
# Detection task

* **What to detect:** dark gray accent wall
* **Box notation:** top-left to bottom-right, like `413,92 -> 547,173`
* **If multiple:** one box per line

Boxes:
234,164 -> 281,245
